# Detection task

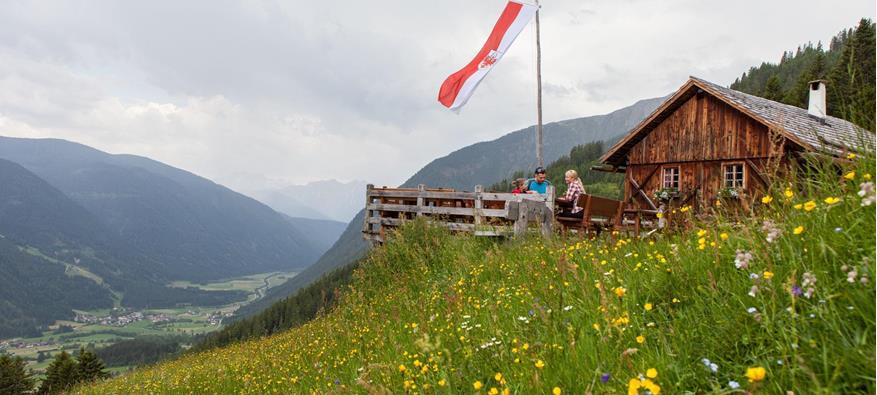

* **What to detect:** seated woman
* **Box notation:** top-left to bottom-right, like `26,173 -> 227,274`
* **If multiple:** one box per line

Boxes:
555,169 -> 586,218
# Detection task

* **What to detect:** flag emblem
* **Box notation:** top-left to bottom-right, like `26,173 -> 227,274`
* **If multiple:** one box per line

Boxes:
479,50 -> 501,69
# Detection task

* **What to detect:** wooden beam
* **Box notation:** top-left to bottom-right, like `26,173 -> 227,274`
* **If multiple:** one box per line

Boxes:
745,159 -> 769,188
366,203 -> 507,218
369,189 -> 548,202
629,177 -> 658,210
628,166 -> 659,210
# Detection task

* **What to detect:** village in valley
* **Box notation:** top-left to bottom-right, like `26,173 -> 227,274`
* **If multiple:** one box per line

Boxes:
0,270 -> 295,376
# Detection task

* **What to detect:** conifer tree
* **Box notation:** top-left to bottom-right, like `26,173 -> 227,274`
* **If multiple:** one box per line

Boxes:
784,50 -> 826,107
0,355 -> 35,395
38,351 -> 77,394
75,347 -> 109,383
762,75 -> 784,101
849,18 -> 875,131
828,18 -> 876,131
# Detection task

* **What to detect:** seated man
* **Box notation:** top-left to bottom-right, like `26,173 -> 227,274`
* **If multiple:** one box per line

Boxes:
555,169 -> 586,218
525,167 -> 551,194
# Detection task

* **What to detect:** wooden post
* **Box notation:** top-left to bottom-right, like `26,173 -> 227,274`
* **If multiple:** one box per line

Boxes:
363,184 -> 374,243
534,0 -> 544,167
474,185 -> 483,228
514,200 -> 530,237
416,184 -> 425,217
542,185 -> 554,237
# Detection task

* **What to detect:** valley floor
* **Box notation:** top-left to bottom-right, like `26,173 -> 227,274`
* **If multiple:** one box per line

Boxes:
0,271 -> 297,376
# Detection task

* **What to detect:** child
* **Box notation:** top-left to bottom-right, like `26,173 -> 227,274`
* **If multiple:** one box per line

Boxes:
511,178 -> 527,194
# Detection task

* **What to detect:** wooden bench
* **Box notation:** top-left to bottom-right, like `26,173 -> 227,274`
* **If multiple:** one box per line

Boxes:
556,194 -> 624,234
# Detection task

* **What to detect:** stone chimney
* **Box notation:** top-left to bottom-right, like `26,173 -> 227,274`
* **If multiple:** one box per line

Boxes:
808,80 -> 827,119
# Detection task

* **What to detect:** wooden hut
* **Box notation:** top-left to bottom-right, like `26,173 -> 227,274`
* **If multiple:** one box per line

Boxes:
598,76 -> 872,212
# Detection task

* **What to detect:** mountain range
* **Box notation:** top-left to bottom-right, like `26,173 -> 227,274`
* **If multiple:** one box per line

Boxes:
235,96 -> 665,318
246,179 -> 368,222
0,137 -> 344,337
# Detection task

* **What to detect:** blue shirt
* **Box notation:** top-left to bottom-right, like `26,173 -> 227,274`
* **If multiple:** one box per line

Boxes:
526,178 -> 551,194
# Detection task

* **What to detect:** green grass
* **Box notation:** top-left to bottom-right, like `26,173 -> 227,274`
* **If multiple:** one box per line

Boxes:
76,154 -> 875,394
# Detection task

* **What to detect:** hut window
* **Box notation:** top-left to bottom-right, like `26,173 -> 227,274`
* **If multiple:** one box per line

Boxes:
661,166 -> 680,189
723,163 -> 745,188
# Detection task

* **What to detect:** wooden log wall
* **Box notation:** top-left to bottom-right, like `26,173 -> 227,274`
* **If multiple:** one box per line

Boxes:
623,93 -> 785,209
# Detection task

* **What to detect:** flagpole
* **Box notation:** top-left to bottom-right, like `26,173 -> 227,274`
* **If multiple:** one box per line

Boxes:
534,0 -> 543,168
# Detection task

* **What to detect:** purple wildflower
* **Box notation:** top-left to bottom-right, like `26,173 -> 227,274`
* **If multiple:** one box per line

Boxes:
601,373 -> 611,383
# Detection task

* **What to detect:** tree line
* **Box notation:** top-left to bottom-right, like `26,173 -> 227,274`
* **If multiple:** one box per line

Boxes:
488,141 -> 624,198
731,18 -> 875,132
0,348 -> 108,394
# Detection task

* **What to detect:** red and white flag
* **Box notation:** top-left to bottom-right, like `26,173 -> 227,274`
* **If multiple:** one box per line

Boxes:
438,1 -> 538,111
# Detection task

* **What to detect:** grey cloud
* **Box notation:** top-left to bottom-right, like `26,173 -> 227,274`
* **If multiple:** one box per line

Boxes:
0,0 -> 873,188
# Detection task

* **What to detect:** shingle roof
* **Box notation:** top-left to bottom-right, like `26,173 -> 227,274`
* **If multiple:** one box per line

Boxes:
601,76 -> 874,166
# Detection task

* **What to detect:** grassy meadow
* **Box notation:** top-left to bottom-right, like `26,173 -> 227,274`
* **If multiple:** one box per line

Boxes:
75,154 -> 875,394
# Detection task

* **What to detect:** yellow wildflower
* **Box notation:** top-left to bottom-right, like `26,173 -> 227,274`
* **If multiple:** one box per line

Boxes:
824,197 -> 841,205
746,366 -> 766,382
865,173 -> 872,180
473,380 -> 483,390
784,188 -> 794,198
535,360 -> 545,369
793,226 -> 805,235
715,199 -> 722,207
627,378 -> 641,395
553,387 -> 562,395
398,364 -> 406,373
646,368 -> 658,378
488,388 -> 499,395
636,335 -> 645,344
494,373 -> 502,381
438,379 -> 446,387
763,271 -> 774,280
793,203 -> 803,209
844,171 -> 856,180
847,153 -> 857,159
614,287 -> 626,297
761,195 -> 773,204
697,229 -> 707,237
803,200 -> 817,211
720,233 -> 729,240
641,379 -> 661,395
644,303 -> 653,311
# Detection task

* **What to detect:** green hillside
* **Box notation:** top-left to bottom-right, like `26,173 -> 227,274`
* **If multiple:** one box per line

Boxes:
75,151 -> 875,393
198,140 -> 621,352
241,98 -> 664,322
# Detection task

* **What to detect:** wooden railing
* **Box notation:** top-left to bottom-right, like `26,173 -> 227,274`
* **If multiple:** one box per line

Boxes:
362,184 -> 555,244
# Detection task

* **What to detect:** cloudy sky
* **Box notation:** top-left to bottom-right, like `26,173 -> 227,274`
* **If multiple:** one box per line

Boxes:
0,1 -> 873,191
